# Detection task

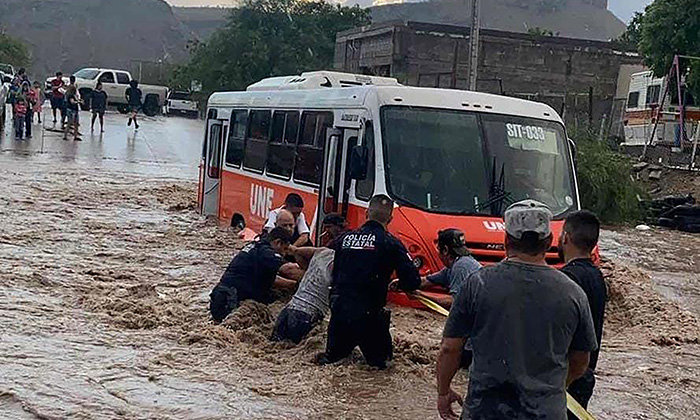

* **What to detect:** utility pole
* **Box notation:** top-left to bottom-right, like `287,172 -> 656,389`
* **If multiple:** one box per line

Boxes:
468,0 -> 481,91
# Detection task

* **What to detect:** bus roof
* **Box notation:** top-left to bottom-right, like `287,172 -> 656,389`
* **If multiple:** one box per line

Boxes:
208,84 -> 563,124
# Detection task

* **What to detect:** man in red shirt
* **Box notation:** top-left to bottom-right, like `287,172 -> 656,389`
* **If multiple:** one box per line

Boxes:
50,71 -> 66,126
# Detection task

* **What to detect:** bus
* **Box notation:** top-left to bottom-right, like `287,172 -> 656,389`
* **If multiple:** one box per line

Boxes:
623,70 -> 700,147
198,71 -> 579,282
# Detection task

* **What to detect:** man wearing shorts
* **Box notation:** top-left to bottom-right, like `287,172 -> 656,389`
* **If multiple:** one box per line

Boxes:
91,82 -> 108,133
50,71 -> 65,125
125,80 -> 142,130
63,85 -> 81,141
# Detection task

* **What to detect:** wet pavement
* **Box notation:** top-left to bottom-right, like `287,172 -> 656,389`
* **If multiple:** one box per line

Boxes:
1,106 -> 204,177
1,106 -> 700,419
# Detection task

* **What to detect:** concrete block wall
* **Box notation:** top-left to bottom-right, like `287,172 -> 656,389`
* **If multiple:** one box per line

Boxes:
335,21 -> 643,125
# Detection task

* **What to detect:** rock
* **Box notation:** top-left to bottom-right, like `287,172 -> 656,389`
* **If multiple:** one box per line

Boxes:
635,224 -> 652,231
649,170 -> 662,181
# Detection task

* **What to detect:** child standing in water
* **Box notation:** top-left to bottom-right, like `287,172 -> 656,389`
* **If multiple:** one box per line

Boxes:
91,82 -> 108,133
24,83 -> 37,138
14,97 -> 28,140
32,81 -> 43,124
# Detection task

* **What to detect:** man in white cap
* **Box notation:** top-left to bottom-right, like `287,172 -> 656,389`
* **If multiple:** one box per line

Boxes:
436,200 -> 598,420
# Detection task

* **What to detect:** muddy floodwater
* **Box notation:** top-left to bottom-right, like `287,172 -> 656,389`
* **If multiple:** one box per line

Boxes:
1,113 -> 700,419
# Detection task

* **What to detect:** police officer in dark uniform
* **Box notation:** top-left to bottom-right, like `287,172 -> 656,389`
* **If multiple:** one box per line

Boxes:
321,194 -> 421,369
209,227 -> 303,323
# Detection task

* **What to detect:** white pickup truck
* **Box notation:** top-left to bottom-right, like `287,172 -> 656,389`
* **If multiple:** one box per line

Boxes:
46,68 -> 169,116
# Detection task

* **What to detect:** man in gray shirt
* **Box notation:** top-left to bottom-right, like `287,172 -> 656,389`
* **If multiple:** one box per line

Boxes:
436,200 -> 598,420
271,214 -> 347,344
421,228 -> 482,308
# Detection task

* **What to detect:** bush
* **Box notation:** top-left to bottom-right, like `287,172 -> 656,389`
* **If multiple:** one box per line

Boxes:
573,130 -> 644,224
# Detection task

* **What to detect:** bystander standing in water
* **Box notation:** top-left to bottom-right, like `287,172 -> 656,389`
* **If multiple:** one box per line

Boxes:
126,80 -> 142,130
91,82 -> 108,133
63,85 -> 81,141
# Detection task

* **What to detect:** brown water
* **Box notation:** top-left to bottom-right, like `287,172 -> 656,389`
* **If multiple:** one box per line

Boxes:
1,158 -> 699,419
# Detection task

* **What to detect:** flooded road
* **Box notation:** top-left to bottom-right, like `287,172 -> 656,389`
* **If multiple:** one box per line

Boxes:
1,107 -> 699,419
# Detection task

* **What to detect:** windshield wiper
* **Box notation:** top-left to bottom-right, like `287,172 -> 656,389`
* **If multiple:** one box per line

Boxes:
475,157 -> 515,216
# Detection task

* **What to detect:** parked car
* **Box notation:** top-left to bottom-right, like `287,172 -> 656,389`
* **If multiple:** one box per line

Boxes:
0,63 -> 15,78
45,68 -> 169,117
165,91 -> 199,118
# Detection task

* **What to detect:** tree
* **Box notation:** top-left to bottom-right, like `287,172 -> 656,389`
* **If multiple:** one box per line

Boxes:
0,33 -> 31,68
527,27 -> 556,37
171,0 -> 370,94
613,12 -> 642,51
632,0 -> 700,97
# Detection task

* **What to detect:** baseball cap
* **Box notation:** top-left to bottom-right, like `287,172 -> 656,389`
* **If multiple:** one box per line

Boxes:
437,229 -> 471,256
504,200 -> 553,240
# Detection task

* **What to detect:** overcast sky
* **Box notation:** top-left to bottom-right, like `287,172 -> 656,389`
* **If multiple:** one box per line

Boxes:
609,0 -> 653,22
166,0 -> 654,22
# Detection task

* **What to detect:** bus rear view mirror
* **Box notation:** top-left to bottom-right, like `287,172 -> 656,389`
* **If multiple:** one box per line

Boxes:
350,145 -> 368,180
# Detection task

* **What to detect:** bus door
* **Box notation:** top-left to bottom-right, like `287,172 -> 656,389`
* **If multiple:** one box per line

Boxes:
201,117 -> 225,217
316,127 -> 358,243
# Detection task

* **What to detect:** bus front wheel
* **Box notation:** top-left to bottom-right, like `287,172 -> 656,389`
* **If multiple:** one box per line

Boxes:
231,214 -> 246,232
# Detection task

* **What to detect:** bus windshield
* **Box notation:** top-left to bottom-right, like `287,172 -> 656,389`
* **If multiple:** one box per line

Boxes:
381,106 -> 577,218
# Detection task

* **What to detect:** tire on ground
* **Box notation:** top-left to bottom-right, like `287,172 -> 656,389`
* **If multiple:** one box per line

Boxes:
231,214 -> 246,231
142,94 -> 160,117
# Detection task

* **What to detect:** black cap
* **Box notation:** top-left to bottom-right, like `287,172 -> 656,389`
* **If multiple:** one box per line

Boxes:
437,229 -> 471,257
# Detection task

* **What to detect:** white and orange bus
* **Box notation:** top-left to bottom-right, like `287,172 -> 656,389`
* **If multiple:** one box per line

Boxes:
198,71 -> 580,293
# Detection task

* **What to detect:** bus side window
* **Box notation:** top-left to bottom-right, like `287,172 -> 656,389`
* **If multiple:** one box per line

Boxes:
244,110 -> 271,173
225,110 -> 247,167
208,123 -> 222,179
355,121 -> 376,201
267,111 -> 300,179
295,111 -> 333,186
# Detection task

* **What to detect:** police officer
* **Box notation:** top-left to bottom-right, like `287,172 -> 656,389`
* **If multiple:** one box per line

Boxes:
321,194 -> 421,369
209,227 -> 303,323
